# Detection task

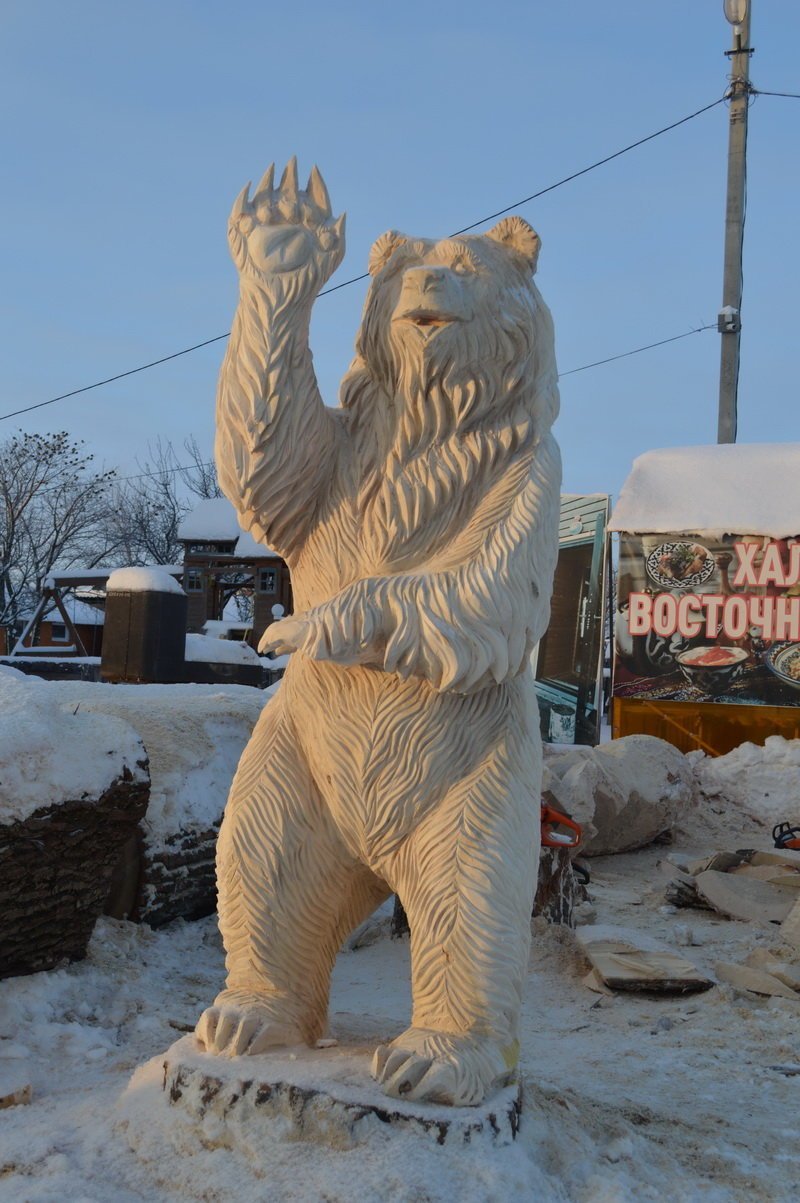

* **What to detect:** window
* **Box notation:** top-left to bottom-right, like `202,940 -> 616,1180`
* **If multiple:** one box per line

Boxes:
51,622 -> 68,642
258,568 -> 277,594
186,569 -> 204,592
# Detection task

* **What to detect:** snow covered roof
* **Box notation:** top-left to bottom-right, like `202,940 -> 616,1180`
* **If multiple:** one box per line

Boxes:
608,444 -> 800,538
178,498 -> 280,559
52,596 -> 105,626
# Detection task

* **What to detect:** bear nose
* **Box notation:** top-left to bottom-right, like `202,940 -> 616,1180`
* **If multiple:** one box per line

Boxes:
407,266 -> 449,292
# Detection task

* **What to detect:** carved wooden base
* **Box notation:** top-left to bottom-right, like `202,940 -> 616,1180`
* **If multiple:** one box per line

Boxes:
162,1036 -> 522,1149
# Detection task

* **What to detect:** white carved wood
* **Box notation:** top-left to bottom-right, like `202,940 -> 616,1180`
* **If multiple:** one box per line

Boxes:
195,160 -> 562,1107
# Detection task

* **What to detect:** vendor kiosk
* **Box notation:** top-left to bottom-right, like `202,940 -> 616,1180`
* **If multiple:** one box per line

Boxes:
609,444 -> 800,756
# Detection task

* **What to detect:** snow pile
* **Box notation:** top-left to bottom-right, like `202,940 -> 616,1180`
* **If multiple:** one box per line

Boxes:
692,736 -> 800,829
0,666 -> 147,823
107,567 -> 185,595
609,443 -> 800,537
184,633 -> 259,665
2,865 -> 799,1202
46,680 -> 267,850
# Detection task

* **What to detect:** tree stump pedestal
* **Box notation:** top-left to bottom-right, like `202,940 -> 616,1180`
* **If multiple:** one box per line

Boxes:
161,1035 -> 522,1149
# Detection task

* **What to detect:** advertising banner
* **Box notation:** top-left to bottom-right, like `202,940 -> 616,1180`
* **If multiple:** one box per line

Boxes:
614,534 -> 800,707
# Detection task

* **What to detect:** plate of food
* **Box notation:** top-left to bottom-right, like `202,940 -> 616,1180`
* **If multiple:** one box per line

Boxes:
645,542 -> 715,590
675,644 -> 749,695
763,642 -> 800,692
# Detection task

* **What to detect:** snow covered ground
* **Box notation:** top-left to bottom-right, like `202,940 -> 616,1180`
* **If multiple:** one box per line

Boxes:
2,768 -> 799,1203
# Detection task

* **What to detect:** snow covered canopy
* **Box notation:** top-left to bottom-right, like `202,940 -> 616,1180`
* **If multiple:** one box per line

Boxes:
609,443 -> 800,538
178,498 -> 280,559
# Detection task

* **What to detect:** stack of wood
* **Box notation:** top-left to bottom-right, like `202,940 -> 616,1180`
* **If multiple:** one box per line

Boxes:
136,823 -> 221,928
0,769 -> 149,978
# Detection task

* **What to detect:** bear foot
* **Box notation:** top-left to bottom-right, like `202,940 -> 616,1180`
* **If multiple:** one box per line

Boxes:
371,1026 -> 517,1107
195,988 -> 307,1056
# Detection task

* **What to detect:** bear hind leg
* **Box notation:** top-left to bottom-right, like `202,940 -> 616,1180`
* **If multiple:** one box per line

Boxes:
373,742 -> 539,1105
196,703 -> 387,1056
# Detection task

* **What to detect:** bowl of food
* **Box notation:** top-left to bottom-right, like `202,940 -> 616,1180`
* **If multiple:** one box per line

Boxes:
763,642 -> 800,692
645,542 -> 715,590
675,644 -> 749,696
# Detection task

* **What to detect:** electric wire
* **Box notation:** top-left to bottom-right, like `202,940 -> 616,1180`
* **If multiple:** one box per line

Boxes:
558,323 -> 716,377
0,95 -> 727,424
34,321 -> 719,496
752,89 -> 800,100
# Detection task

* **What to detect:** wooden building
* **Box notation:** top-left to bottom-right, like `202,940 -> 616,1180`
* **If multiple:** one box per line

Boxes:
178,499 -> 291,649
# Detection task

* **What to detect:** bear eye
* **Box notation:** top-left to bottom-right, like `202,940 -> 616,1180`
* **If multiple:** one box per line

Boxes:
451,258 -> 474,276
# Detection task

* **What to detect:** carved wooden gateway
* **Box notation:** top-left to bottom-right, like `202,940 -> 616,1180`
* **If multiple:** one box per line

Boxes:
194,159 -> 562,1107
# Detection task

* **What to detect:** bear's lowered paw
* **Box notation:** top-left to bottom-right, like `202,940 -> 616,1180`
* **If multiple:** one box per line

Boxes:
371,1026 -> 516,1107
195,989 -> 307,1056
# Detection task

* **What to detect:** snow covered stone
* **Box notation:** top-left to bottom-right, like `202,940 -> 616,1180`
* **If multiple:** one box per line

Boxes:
161,1036 -> 521,1149
544,735 -> 693,857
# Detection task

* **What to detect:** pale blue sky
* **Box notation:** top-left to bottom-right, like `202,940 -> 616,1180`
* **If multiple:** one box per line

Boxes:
1,1 -> 798,500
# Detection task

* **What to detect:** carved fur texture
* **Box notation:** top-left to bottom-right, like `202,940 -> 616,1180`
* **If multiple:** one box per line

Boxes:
196,162 -> 562,1108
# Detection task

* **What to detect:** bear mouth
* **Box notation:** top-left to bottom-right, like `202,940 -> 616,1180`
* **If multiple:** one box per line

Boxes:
397,309 -> 462,330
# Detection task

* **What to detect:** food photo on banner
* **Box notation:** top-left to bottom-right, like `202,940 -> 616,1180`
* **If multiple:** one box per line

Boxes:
614,534 -> 800,707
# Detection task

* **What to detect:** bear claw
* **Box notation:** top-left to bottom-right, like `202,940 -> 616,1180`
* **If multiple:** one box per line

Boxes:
195,991 -> 306,1056
371,1026 -> 512,1107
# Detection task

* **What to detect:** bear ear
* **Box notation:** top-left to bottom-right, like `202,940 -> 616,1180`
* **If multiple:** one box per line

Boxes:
368,229 -> 407,276
485,216 -> 541,272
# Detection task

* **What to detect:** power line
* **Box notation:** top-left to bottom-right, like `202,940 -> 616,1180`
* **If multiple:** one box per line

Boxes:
0,95 -> 727,425
450,96 -> 727,235
0,334 -> 231,423
559,323 -> 716,377
752,89 -> 800,100
35,319 -> 718,495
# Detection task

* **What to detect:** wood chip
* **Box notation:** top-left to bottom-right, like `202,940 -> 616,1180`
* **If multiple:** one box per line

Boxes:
715,961 -> 799,1000
744,952 -> 800,992
582,968 -> 613,996
749,848 -> 800,870
780,898 -> 800,950
686,851 -> 749,876
576,925 -> 713,994
694,870 -> 796,925
0,1082 -> 32,1109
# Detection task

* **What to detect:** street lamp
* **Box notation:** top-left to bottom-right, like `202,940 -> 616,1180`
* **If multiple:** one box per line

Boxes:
723,0 -> 748,32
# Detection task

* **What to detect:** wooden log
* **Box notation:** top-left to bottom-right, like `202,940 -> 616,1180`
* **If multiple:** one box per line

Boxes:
161,1036 -> 522,1148
0,770 -> 149,978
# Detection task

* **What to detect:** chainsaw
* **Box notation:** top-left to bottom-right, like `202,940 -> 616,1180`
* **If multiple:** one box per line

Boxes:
773,821 -> 800,851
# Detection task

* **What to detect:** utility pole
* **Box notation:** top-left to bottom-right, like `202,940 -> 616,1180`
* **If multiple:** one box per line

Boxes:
717,0 -> 754,444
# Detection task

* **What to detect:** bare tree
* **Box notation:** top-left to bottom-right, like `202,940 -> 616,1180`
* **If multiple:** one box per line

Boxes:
177,435 -> 222,501
106,437 -> 221,567
0,431 -> 115,645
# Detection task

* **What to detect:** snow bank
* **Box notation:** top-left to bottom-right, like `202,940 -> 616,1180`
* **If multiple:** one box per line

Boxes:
46,680 -> 267,850
184,633 -> 259,665
107,567 -> 185,595
609,443 -> 800,537
0,667 -> 147,823
2,891 -> 796,1202
693,735 -> 800,827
